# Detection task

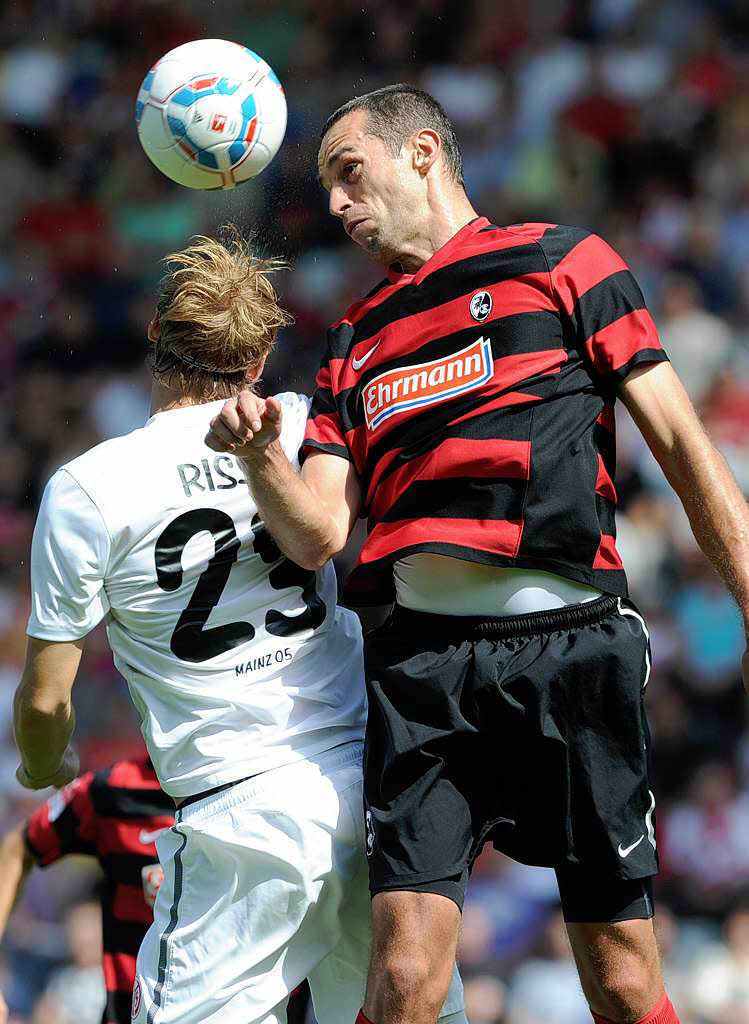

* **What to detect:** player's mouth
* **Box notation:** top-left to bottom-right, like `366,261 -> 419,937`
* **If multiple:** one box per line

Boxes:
345,217 -> 369,238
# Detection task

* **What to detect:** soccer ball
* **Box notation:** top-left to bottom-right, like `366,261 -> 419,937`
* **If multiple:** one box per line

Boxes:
135,38 -> 287,190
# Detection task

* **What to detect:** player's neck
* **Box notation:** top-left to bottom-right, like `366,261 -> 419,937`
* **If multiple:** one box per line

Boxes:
390,192 -> 479,273
149,382 -> 203,416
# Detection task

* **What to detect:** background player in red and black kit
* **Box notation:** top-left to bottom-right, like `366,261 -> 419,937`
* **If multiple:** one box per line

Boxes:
206,85 -> 749,1024
0,757 -> 174,1024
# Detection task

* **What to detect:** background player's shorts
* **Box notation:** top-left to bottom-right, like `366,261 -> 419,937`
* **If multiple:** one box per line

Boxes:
363,596 -> 658,910
132,741 -> 465,1024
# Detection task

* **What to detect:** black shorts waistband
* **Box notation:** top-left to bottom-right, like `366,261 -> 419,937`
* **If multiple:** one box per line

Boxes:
389,594 -> 619,640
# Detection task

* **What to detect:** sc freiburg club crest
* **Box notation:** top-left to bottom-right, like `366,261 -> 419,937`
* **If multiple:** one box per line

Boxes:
470,290 -> 492,322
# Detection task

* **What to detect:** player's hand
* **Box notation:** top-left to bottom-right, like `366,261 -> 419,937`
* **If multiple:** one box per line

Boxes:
0,988 -> 8,1024
15,745 -> 79,790
205,391 -> 283,456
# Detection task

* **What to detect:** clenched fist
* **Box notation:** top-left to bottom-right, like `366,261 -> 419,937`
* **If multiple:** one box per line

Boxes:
16,745 -> 79,790
205,390 -> 284,457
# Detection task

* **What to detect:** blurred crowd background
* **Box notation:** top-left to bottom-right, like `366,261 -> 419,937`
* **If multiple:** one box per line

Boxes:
1,0 -> 749,1021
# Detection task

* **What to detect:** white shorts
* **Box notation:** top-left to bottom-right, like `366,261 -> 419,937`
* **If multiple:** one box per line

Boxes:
132,741 -> 464,1024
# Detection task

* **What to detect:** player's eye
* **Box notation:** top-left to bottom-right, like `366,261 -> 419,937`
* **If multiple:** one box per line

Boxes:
342,161 -> 360,182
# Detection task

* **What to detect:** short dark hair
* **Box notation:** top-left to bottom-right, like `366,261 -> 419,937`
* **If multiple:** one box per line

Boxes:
321,84 -> 464,187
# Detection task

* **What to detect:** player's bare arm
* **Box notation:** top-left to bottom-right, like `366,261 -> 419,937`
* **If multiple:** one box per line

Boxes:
207,391 -> 361,569
13,637 -> 82,788
620,360 -> 749,687
0,823 -> 35,1023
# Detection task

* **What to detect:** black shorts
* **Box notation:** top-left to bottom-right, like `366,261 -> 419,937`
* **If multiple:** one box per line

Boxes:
363,595 -> 658,917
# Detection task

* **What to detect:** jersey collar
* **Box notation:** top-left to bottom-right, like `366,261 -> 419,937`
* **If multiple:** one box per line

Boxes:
386,216 -> 490,285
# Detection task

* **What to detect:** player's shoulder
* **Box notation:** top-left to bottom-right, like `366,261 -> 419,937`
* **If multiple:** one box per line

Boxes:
512,222 -> 623,273
57,424 -> 153,494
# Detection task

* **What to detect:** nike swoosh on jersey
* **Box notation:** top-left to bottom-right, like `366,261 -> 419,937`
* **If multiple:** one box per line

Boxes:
352,340 -> 381,371
617,834 -> 644,858
139,828 -> 167,845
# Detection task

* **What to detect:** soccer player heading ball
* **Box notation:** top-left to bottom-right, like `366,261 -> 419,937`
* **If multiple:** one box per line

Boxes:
207,84 -> 749,1024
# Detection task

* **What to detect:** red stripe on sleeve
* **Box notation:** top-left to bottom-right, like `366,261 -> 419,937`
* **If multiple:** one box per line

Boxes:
368,439 -> 531,523
314,362 -> 333,391
25,803 -> 62,865
304,411 -> 346,449
584,309 -> 661,377
593,534 -> 623,570
26,773 -> 96,865
358,517 -> 524,564
550,234 -> 629,316
595,455 -> 617,503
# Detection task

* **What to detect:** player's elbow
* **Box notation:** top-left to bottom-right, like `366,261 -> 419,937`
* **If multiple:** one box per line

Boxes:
296,534 -> 346,571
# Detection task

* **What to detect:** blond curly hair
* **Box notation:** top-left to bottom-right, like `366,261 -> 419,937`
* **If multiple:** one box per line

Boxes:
149,226 -> 293,400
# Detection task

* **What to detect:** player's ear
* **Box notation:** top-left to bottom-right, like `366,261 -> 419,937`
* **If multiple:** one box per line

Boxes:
147,313 -> 161,343
245,354 -> 267,385
412,128 -> 440,176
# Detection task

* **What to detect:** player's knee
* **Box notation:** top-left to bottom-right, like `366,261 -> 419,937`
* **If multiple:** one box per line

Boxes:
595,958 -> 658,1018
376,951 -> 450,1012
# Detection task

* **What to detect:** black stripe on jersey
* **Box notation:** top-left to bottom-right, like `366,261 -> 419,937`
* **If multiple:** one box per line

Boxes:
301,440 -> 351,463
328,321 -> 355,355
537,225 -> 590,269
594,418 -> 616,483
609,348 -> 669,382
345,245 -> 550,347
90,778 -> 174,820
378,477 -> 526,524
309,384 -> 338,416
361,378 -> 553,481
51,802 -> 96,857
104,989 -> 134,1024
595,492 -> 617,539
102,915 -> 148,956
570,270 -> 646,341
101,852 -> 160,886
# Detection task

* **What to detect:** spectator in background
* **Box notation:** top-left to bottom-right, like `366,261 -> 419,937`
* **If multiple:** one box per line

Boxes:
660,759 -> 749,918
656,273 -> 734,408
683,904 -> 749,1021
30,901 -> 105,1024
505,910 -> 590,1024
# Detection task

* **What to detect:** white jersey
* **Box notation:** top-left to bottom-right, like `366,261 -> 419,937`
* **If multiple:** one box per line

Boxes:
27,394 -> 366,798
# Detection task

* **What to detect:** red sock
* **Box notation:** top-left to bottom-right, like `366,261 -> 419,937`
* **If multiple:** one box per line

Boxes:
355,1012 -> 375,1024
592,991 -> 680,1024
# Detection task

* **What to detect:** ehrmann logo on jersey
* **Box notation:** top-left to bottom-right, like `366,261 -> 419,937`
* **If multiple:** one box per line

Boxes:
363,336 -> 494,431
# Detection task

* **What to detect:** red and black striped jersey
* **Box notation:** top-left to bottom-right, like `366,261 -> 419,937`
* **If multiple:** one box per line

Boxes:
303,218 -> 668,604
24,758 -> 174,1024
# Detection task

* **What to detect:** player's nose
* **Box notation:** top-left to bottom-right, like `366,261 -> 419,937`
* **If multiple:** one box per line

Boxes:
329,184 -> 352,219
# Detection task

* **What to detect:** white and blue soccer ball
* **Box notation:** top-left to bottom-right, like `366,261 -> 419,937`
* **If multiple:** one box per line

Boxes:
135,38 -> 287,190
